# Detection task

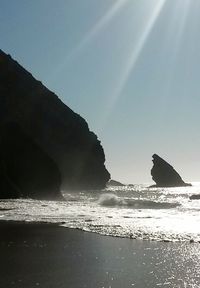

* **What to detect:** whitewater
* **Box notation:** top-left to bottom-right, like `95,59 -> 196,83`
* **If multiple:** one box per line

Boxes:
1,183 -> 200,242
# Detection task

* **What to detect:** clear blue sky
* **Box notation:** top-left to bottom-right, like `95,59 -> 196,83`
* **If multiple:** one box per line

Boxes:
1,0 -> 200,184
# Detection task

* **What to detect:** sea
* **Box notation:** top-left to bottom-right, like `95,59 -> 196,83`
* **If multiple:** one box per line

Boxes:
1,183 -> 200,243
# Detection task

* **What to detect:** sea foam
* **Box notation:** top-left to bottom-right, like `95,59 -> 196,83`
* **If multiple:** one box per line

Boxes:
1,184 -> 200,242
98,193 -> 180,209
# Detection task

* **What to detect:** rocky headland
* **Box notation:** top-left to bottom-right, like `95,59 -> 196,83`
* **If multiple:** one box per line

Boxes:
0,122 -> 62,199
150,154 -> 191,187
0,49 -> 110,199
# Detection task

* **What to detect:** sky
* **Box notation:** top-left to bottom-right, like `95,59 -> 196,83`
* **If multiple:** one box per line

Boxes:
1,0 -> 200,184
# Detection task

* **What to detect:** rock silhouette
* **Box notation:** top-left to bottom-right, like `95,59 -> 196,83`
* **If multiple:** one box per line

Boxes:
151,154 -> 191,187
0,49 -> 110,196
107,179 -> 124,187
189,194 -> 200,200
0,123 -> 62,199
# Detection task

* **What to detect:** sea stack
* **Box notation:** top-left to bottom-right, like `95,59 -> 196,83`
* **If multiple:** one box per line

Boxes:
0,49 -> 110,198
151,154 -> 191,187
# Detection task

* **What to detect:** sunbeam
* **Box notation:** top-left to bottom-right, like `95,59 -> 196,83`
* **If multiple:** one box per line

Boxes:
66,0 -> 130,61
174,0 -> 191,50
98,0 -> 167,131
162,0 -> 192,98
54,0 -> 130,76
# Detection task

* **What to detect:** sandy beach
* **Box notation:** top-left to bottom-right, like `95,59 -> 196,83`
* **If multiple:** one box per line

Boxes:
0,221 -> 200,288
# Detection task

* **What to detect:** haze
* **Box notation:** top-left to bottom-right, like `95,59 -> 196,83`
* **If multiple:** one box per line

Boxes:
1,0 -> 200,184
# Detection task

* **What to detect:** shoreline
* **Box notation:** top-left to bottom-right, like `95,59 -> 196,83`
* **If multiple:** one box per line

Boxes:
1,219 -> 199,244
1,220 -> 200,287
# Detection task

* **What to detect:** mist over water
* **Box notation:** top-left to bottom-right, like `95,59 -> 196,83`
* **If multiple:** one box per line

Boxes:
1,183 -> 200,242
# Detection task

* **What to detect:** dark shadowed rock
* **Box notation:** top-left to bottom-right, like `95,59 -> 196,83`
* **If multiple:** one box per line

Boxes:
0,167 -> 20,199
189,194 -> 200,200
0,49 -> 110,192
0,123 -> 62,199
150,154 -> 191,187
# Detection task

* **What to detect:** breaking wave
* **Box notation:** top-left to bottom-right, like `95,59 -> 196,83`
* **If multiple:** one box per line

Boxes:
98,193 -> 180,209
1,184 -> 200,242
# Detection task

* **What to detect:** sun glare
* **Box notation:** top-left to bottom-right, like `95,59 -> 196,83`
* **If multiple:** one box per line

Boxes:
98,0 -> 167,131
51,0 -> 193,133
161,0 -> 192,97
67,0 -> 130,60
54,0 -> 130,76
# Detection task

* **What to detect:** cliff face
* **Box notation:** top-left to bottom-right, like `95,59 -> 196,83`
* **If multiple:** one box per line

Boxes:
0,49 -> 110,191
151,154 -> 191,187
0,123 -> 62,199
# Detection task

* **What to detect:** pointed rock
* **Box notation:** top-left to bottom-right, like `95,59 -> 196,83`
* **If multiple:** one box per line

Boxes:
150,154 -> 191,187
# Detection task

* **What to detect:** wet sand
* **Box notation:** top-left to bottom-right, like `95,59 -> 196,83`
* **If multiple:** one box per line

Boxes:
0,221 -> 200,288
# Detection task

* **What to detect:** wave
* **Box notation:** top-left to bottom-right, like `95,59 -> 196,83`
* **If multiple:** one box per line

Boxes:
98,194 -> 126,206
98,194 -> 180,209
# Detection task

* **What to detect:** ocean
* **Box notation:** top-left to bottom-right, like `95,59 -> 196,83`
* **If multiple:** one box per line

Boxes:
1,183 -> 200,242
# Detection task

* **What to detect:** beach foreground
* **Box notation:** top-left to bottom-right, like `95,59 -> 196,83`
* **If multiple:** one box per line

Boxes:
0,221 -> 200,288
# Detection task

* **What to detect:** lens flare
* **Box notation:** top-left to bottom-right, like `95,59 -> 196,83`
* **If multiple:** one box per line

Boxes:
55,0 -> 130,75
68,0 -> 129,59
98,0 -> 167,131
162,0 -> 192,97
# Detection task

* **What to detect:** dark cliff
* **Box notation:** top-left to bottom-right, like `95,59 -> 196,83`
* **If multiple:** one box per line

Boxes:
0,49 -> 110,193
0,123 -> 62,199
151,154 -> 191,187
